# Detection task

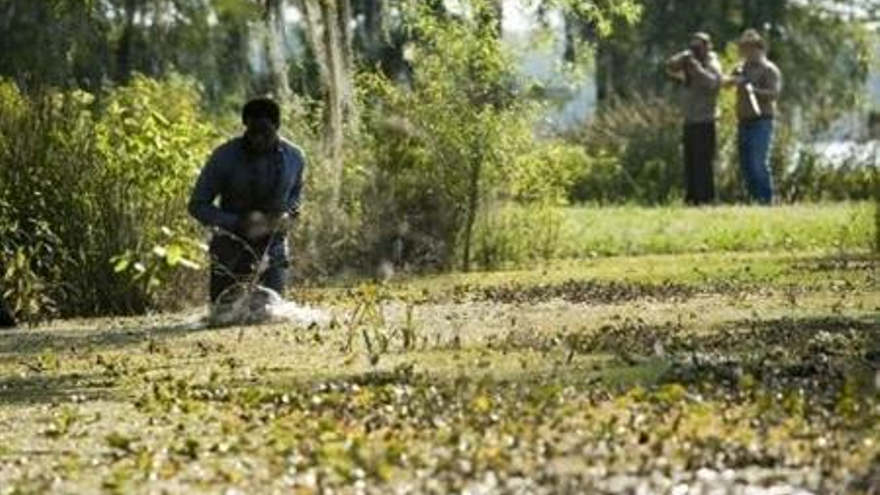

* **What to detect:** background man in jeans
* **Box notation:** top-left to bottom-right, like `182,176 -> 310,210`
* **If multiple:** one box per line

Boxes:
666,32 -> 723,205
729,29 -> 782,204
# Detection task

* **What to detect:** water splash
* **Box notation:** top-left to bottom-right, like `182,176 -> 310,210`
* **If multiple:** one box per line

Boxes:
207,286 -> 332,328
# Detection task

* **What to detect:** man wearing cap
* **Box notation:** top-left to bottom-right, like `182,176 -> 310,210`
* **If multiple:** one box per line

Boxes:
666,32 -> 724,205
189,97 -> 306,306
728,29 -> 782,204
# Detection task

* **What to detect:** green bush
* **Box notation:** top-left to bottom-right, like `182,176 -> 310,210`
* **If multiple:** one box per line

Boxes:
96,75 -> 214,311
0,75 -> 212,319
355,4 -> 570,272
570,95 -> 684,205
278,94 -> 376,281
471,202 -> 566,270
777,146 -> 878,203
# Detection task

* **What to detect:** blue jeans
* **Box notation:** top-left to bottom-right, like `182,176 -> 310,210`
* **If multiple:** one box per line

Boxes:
738,118 -> 775,204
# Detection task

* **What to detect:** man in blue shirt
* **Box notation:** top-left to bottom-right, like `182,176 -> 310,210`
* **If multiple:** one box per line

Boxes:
189,97 -> 306,305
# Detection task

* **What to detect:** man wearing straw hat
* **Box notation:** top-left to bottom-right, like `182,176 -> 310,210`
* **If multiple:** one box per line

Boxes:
666,32 -> 724,205
728,29 -> 783,204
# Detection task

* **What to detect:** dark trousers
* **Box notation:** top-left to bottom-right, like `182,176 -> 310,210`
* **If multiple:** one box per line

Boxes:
209,236 -> 288,304
0,298 -> 15,328
683,121 -> 717,205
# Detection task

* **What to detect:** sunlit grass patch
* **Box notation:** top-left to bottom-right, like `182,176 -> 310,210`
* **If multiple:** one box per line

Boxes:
467,202 -> 874,269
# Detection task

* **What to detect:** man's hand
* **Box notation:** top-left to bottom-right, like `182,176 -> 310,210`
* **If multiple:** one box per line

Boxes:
666,50 -> 690,70
269,210 -> 299,232
723,74 -> 745,88
237,209 -> 300,240
239,211 -> 271,240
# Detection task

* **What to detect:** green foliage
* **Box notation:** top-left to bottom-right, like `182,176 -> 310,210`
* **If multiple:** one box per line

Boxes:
278,94 -> 374,279
359,2 -> 579,271
0,0 -> 259,99
508,140 -> 583,203
0,75 -> 213,318
95,76 -> 210,308
360,2 -> 520,269
776,147 -> 879,203
570,95 -> 684,204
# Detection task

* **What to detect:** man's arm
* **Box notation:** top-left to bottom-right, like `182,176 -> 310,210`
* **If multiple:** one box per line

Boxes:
285,149 -> 306,216
188,151 -> 240,233
722,63 -> 745,88
268,148 -> 306,233
665,51 -> 689,82
686,55 -> 722,90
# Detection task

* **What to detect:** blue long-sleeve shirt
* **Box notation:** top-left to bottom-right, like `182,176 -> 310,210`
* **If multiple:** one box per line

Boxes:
189,136 -> 305,260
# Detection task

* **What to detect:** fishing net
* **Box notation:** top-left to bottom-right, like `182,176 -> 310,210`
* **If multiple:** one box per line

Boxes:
206,284 -> 331,328
203,222 -> 331,329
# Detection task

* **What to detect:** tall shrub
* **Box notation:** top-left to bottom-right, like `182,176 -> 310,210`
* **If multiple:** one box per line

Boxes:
360,1 -> 571,272
571,95 -> 684,204
0,75 -> 212,319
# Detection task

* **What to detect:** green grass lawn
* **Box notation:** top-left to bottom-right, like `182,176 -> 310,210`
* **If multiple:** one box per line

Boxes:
0,204 -> 877,494
560,202 -> 874,255
472,202 -> 875,269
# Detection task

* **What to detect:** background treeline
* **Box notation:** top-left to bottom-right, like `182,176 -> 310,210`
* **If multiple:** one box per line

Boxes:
0,0 -> 876,319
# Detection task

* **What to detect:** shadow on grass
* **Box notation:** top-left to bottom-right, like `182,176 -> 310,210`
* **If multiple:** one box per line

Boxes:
791,252 -> 878,273
704,314 -> 879,352
0,318 -> 212,357
0,371 -> 117,405
0,318 -> 223,405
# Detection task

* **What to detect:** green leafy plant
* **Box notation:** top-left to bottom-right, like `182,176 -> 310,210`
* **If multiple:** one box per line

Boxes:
0,75 -> 214,317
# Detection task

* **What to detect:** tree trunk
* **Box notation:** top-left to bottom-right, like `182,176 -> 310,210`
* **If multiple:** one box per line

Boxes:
298,0 -> 354,205
215,9 -> 251,101
563,11 -> 577,63
262,0 -> 291,100
116,0 -> 138,81
0,295 -> 16,328
595,42 -> 614,104
461,149 -> 483,273
360,0 -> 386,63
337,0 -> 356,123
320,0 -> 345,204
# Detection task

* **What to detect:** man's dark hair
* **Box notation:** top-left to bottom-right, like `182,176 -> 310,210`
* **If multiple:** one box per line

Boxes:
242,97 -> 281,128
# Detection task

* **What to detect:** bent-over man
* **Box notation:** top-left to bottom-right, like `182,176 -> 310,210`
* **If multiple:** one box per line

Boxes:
189,97 -> 305,306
